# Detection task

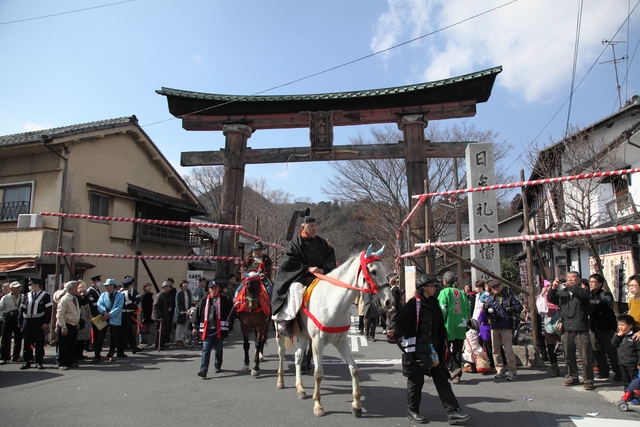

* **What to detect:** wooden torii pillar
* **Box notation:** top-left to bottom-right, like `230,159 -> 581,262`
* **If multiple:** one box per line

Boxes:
217,124 -> 251,279
157,66 -> 502,278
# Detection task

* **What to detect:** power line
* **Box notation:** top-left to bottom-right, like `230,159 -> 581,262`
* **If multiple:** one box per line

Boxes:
0,0 -> 135,25
504,0 -> 640,174
565,0 -> 584,135
141,0 -> 521,128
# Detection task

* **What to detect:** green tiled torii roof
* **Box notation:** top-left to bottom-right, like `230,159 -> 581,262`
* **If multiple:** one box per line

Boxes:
157,66 -> 502,119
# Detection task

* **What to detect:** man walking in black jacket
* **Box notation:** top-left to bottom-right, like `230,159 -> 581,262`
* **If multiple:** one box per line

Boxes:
589,273 -> 622,382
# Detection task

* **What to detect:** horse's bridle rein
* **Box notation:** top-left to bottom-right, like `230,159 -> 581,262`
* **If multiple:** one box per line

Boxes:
302,250 -> 390,334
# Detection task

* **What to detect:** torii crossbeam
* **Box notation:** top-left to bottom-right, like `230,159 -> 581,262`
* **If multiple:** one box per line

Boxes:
157,66 -> 502,276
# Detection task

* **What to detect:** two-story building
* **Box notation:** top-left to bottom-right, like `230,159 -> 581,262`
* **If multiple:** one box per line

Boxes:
526,95 -> 640,307
0,116 -> 208,292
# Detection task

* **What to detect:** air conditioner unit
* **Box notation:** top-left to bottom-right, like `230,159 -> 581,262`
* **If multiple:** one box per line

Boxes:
17,214 -> 43,228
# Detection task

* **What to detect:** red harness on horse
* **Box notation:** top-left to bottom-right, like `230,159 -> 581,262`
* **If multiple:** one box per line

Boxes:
301,251 -> 382,333
234,278 -> 271,317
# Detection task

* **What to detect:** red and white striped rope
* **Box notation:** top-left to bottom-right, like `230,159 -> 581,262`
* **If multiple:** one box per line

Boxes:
40,212 -> 243,230
43,252 -> 241,262
400,224 -> 640,259
411,167 -> 640,200
237,231 -> 286,251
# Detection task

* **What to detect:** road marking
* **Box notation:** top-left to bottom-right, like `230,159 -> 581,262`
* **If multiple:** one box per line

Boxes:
319,358 -> 402,365
571,417 -> 638,427
349,335 -> 368,351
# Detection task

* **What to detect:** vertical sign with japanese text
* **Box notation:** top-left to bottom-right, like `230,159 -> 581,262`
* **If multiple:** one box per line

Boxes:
465,143 -> 500,284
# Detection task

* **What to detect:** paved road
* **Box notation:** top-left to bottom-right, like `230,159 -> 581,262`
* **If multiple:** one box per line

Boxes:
1,311 -> 639,427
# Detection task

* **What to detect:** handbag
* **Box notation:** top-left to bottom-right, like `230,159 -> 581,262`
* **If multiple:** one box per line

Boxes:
4,310 -> 18,323
536,295 -> 549,314
554,318 -> 564,335
544,312 -> 560,334
554,341 -> 564,355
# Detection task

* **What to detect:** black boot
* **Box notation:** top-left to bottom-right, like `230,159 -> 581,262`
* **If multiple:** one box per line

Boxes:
407,410 -> 428,424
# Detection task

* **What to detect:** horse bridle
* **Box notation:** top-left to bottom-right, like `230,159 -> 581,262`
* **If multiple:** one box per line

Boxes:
357,252 -> 390,313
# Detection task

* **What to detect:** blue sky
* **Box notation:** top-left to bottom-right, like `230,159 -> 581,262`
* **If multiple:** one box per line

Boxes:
1,0 -> 639,202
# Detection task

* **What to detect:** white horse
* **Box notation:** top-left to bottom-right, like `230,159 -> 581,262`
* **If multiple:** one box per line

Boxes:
276,245 -> 393,417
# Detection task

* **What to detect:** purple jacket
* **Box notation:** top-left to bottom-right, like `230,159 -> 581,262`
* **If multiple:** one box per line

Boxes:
478,310 -> 492,341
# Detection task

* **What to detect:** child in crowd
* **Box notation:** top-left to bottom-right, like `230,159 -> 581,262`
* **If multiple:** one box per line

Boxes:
612,314 -> 640,397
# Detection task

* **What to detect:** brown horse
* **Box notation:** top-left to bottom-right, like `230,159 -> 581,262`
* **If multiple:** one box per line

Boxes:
235,275 -> 271,376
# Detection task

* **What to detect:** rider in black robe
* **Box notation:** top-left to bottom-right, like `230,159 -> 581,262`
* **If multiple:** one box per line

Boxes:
271,216 -> 336,315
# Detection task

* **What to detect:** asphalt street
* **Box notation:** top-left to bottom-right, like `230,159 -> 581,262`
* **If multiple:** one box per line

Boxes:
1,309 -> 639,427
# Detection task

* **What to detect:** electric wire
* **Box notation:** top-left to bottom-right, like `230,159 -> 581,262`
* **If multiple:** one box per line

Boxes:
0,0 -> 135,25
504,0 -> 640,174
565,0 -> 584,136
141,0 -> 520,128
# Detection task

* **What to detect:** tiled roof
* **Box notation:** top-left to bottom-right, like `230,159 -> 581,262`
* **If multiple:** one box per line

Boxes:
128,184 -> 206,214
158,67 -> 502,103
157,66 -> 502,117
0,116 -> 137,147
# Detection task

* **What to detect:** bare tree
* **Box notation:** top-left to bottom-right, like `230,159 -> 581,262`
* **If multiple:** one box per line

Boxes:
321,122 -> 515,266
184,166 -> 224,219
527,125 -> 623,288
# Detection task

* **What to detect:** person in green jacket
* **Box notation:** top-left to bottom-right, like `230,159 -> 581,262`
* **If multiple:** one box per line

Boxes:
438,272 -> 469,384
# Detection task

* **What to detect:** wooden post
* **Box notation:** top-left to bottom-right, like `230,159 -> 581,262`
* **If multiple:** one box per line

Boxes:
217,124 -> 251,280
453,158 -> 463,283
521,169 -> 539,349
399,114 -> 428,274
134,212 -> 141,291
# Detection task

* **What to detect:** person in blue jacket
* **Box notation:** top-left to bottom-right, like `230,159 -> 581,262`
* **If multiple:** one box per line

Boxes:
94,278 -> 124,363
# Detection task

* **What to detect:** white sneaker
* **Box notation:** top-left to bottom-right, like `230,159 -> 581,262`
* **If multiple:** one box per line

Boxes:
506,374 -> 517,381
494,370 -> 506,379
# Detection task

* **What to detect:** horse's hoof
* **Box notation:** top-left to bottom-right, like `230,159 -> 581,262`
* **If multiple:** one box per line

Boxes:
352,407 -> 362,418
259,355 -> 264,362
313,408 -> 325,417
242,366 -> 250,373
251,369 -> 260,377
297,391 -> 307,400
277,381 -> 284,389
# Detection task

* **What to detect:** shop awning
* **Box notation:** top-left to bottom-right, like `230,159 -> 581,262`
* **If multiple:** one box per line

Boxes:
0,260 -> 36,273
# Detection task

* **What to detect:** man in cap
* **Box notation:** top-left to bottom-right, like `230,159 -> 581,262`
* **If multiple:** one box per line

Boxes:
483,279 -> 522,382
19,278 -> 52,370
117,275 -> 141,356
438,271 -> 469,384
95,279 -> 124,362
271,216 -> 336,333
192,280 -> 232,377
241,241 -> 274,281
388,274 -> 471,425
56,281 -> 80,370
0,281 -> 23,364
152,280 -> 173,350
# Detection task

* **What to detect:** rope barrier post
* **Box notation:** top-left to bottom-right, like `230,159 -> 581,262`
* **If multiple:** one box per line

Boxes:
521,169 -> 539,350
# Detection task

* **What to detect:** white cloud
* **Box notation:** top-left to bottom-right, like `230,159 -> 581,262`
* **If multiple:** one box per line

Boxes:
22,121 -> 48,132
372,0 -> 636,103
194,54 -> 201,63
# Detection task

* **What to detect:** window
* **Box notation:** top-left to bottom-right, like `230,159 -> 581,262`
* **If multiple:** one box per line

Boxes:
89,193 -> 110,217
1,184 -> 32,221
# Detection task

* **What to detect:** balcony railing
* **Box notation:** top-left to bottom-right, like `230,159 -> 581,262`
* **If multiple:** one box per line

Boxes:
606,193 -> 638,222
138,223 -> 199,246
0,201 -> 30,221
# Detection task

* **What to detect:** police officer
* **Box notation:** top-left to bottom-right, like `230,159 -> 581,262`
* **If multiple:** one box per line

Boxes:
19,278 -> 52,370
118,276 -> 141,356
388,274 -> 470,425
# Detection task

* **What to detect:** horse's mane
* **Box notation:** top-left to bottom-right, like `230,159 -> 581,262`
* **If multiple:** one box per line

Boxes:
327,252 -> 361,278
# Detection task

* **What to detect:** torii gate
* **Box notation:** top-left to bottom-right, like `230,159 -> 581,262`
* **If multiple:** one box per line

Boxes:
157,66 -> 501,279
